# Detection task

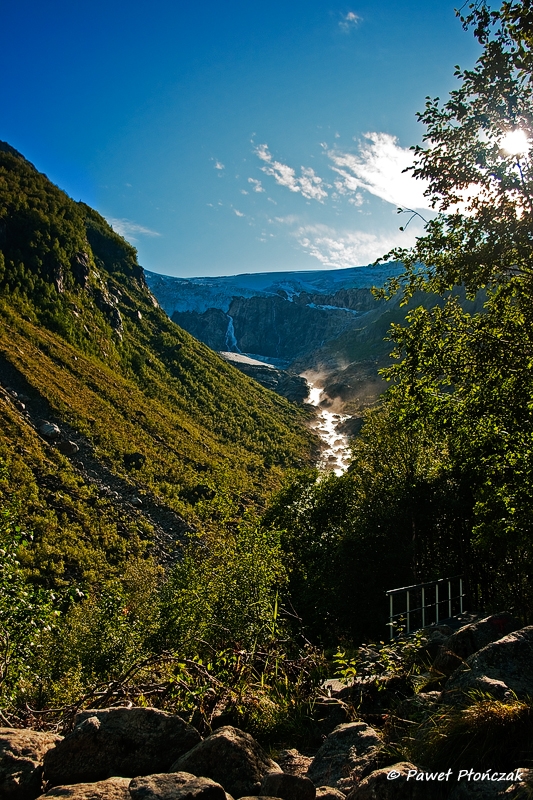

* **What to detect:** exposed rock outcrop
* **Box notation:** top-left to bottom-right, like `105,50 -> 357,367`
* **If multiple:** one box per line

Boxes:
218,353 -> 308,402
39,777 -> 131,800
170,726 -> 281,800
442,626 -> 533,704
345,762 -> 428,800
0,728 -> 62,800
43,708 -> 201,787
432,613 -> 520,676
315,790 -> 346,800
259,771 -> 316,800
129,772 -> 228,799
307,723 -> 382,793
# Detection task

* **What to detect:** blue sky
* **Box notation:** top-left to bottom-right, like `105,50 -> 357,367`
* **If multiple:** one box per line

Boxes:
2,1 -> 481,277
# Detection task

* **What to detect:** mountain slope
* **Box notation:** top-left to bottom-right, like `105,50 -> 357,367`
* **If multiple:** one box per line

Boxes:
0,142 -> 317,586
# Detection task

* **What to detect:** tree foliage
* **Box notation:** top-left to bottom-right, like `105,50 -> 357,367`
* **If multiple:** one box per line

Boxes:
374,1 -> 533,615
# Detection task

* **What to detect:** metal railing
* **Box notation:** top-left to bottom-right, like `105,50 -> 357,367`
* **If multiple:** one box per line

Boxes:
386,576 -> 465,639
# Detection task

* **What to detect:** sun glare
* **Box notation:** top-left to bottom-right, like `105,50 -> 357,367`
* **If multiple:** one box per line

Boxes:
500,129 -> 530,156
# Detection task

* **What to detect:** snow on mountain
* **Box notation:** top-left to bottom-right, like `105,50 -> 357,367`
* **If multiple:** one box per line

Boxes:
144,264 -> 402,316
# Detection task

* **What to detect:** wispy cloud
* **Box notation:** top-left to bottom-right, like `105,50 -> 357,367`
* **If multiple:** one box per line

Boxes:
293,223 -> 418,269
214,160 -> 225,170
274,215 -> 421,268
339,11 -> 360,31
328,132 -> 430,209
248,177 -> 265,193
255,144 -> 328,202
233,209 -> 245,217
107,218 -> 161,241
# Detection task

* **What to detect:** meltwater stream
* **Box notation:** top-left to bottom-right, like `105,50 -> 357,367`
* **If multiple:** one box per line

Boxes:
306,384 -> 352,475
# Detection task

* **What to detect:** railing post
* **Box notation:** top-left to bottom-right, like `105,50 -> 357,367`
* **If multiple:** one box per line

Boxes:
406,590 -> 410,634
460,578 -> 464,614
421,586 -> 426,628
448,579 -> 452,618
389,592 -> 393,640
435,582 -> 439,624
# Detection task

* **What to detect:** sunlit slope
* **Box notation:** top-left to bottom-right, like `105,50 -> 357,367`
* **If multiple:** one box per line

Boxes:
0,142 -> 316,583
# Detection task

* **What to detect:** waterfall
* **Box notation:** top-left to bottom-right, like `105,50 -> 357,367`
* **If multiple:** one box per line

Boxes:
305,381 -> 352,475
225,315 -> 241,353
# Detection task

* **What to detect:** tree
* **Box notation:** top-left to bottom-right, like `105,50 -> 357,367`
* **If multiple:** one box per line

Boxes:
377,1 -> 533,617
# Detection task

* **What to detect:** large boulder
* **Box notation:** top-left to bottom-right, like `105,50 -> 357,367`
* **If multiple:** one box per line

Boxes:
433,613 -> 520,676
43,708 -> 201,787
259,771 -> 315,800
315,790 -> 346,800
170,726 -> 281,800
274,750 -> 312,778
307,723 -> 382,793
129,772 -> 228,799
37,777 -> 131,799
0,727 -> 62,800
345,763 -> 432,800
443,626 -> 533,704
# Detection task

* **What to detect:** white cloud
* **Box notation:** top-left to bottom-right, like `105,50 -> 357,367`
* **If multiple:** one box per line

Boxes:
293,223 -> 419,269
233,209 -> 245,217
107,218 -> 161,241
214,160 -> 225,170
328,132 -> 431,210
339,11 -> 360,31
248,177 -> 265,192
255,144 -> 328,202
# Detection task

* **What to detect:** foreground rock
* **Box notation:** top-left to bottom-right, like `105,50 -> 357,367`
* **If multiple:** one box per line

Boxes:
259,771 -> 315,800
433,613 -> 519,676
38,777 -> 131,799
307,723 -> 382,793
345,762 -> 428,800
170,726 -> 281,799
443,626 -> 533,703
274,750 -> 312,778
43,708 -> 201,787
0,728 -> 62,800
315,790 -> 346,800
129,772 -> 228,799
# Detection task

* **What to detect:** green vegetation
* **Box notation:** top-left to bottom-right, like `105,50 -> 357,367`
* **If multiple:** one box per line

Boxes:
1,4 -> 533,776
262,0 -> 533,649
0,141 -> 321,735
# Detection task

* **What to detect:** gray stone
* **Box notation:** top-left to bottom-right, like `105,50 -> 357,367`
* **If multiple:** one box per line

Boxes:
443,626 -> 533,704
502,768 -> 533,798
345,762 -> 431,800
43,707 -> 201,787
274,750 -> 312,779
170,726 -> 281,800
447,772 -> 521,799
433,614 -> 520,676
259,771 -> 315,800
38,777 -> 131,799
56,441 -> 79,456
0,727 -> 62,800
129,772 -> 227,799
38,422 -> 61,439
307,723 -> 382,793
315,790 -> 346,800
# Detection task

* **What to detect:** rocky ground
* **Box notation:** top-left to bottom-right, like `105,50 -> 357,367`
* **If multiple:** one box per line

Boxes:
2,613 -> 533,800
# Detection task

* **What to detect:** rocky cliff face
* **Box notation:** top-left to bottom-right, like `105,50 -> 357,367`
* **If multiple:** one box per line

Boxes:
171,289 -> 384,362
147,267 -> 401,413
219,352 -> 309,402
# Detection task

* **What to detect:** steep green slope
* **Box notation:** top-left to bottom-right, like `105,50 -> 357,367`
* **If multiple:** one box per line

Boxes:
0,142 -> 317,585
